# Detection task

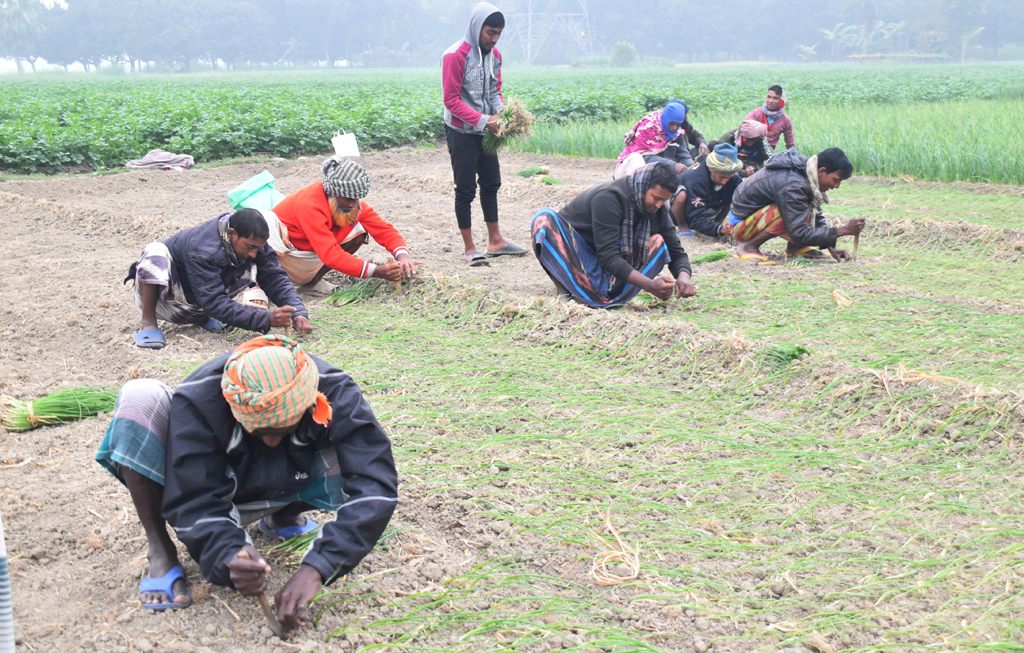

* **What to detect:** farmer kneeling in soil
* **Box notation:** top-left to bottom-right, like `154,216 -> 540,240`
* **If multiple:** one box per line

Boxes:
126,208 -> 313,349
266,156 -> 416,295
530,162 -> 696,308
727,147 -> 865,263
670,143 -> 744,239
95,335 -> 398,629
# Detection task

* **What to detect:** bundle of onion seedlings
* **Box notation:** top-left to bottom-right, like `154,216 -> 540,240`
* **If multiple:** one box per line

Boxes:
1,387 -> 117,431
690,250 -> 730,264
327,278 -> 384,306
482,98 -> 535,155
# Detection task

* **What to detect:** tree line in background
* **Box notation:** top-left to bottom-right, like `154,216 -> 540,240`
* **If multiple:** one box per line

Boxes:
0,0 -> 1023,72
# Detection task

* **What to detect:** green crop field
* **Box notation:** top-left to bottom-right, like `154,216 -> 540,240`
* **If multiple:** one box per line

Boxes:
1,63 -> 1024,182
261,181 -> 1024,651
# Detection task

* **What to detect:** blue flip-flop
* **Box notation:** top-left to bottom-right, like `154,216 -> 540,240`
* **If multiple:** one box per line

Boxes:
133,329 -> 165,349
678,230 -> 695,238
258,516 -> 318,540
202,318 -> 226,333
140,565 -> 191,611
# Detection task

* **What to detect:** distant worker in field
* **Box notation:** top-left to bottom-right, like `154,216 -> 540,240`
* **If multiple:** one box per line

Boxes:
746,85 -> 795,151
713,120 -> 773,178
265,156 -> 415,294
442,2 -> 526,267
671,143 -> 744,238
615,98 -> 708,178
126,209 -> 313,349
531,162 -> 696,308
727,147 -> 865,263
95,335 -> 397,628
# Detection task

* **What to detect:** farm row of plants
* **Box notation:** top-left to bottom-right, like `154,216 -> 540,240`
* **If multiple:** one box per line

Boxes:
1,64 -> 1023,181
509,99 -> 1024,184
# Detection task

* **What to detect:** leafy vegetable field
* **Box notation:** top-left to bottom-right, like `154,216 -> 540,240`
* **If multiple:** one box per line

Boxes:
1,63 -> 1023,182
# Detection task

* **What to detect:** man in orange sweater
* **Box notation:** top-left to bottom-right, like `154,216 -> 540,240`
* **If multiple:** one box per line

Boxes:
266,156 -> 415,294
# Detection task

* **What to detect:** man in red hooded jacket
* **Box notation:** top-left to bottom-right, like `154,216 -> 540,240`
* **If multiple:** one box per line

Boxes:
746,85 -> 795,151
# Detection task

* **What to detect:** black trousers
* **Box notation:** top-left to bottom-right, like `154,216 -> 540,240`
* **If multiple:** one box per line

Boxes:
445,125 -> 501,230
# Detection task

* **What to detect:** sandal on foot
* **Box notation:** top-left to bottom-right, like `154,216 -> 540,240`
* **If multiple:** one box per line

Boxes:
133,329 -> 165,349
140,565 -> 191,611
465,252 -> 490,267
789,246 -> 827,259
677,230 -> 695,238
202,318 -> 227,333
484,242 -> 527,257
258,516 -> 318,540
736,252 -> 768,263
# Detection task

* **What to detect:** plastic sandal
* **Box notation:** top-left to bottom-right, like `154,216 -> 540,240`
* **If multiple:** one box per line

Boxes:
132,329 -> 165,349
258,516 -> 318,540
140,565 -> 191,611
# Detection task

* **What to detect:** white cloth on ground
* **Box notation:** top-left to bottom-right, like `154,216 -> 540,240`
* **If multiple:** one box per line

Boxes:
126,149 -> 195,170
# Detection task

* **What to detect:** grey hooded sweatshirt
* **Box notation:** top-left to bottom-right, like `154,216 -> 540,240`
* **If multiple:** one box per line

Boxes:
730,148 -> 838,249
442,3 -> 505,135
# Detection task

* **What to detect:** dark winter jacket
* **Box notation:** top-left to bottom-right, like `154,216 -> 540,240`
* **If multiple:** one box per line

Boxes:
163,216 -> 308,333
730,148 -> 838,249
677,120 -> 706,149
676,163 -> 741,237
162,351 -> 398,588
720,129 -> 772,170
558,176 -> 691,283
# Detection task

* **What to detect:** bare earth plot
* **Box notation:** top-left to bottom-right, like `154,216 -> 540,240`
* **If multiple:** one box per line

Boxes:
1,148 -> 1023,653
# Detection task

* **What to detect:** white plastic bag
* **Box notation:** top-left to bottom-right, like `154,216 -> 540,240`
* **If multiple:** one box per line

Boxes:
332,130 -> 360,158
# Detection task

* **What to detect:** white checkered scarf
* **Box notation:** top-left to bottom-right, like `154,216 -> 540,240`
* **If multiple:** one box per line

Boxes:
321,155 -> 371,199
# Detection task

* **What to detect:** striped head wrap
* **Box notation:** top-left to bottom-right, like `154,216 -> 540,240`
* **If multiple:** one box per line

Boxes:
221,335 -> 332,432
322,155 -> 371,200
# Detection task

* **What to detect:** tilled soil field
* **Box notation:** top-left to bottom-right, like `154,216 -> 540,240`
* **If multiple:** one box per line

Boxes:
2,148 -> 1022,653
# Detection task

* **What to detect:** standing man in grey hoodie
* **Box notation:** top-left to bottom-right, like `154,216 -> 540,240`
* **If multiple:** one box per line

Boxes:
442,2 -> 526,267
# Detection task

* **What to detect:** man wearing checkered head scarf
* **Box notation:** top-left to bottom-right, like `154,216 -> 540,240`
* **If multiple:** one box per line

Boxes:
264,154 -> 417,296
94,335 -> 397,631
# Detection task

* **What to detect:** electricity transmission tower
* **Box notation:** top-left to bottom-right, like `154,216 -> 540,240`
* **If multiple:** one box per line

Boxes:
504,0 -> 593,65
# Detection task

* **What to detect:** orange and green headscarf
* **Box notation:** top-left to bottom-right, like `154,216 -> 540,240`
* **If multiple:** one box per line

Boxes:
221,335 -> 332,432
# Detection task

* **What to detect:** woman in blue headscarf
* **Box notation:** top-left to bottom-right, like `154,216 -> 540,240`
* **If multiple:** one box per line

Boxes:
615,99 -> 709,179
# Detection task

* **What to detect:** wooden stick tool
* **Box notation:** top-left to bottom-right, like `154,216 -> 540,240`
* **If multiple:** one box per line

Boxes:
236,550 -> 286,639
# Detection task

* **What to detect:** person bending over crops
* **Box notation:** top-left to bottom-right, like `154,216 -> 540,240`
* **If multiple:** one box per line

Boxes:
265,156 -> 415,294
442,3 -> 527,267
727,147 -> 865,263
671,144 -> 744,239
615,98 -> 707,179
125,208 -> 313,349
746,85 -> 795,151
94,335 -> 398,629
711,120 -> 773,178
530,162 -> 696,308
